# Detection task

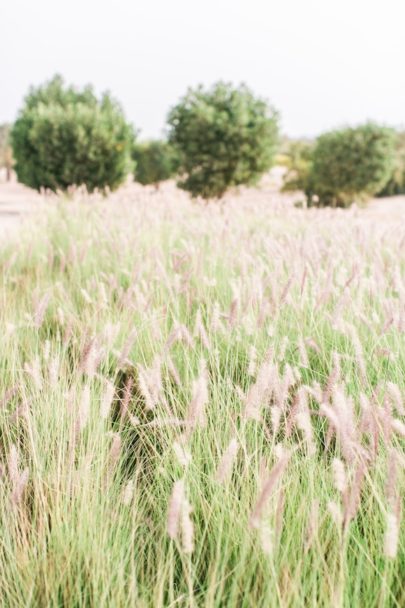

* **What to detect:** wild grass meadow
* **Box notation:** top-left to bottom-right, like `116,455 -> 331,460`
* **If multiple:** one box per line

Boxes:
0,185 -> 404,607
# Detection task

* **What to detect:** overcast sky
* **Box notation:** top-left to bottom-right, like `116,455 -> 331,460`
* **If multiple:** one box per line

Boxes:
2,0 -> 405,139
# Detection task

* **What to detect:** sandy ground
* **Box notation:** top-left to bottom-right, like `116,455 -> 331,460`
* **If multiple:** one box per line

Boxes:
0,180 -> 45,241
0,172 -> 404,244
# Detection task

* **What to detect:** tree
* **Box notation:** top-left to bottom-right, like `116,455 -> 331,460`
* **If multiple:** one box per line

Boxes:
377,131 -> 405,196
11,75 -> 134,192
167,82 -> 279,200
307,124 -> 396,207
0,124 -> 13,181
132,140 -> 179,188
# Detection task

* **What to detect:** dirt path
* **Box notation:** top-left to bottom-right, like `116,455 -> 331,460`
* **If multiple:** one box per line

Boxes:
0,181 -> 45,241
365,194 -> 405,220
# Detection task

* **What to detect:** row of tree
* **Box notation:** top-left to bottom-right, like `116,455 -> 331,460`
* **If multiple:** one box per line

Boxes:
1,75 -> 404,205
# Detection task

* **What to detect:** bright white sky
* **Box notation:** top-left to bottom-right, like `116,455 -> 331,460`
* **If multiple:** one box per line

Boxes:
1,0 -> 405,139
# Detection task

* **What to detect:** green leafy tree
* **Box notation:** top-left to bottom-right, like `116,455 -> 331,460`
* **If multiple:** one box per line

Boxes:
11,75 -> 134,192
377,131 -> 405,196
167,82 -> 279,200
307,124 -> 396,207
0,124 -> 14,180
132,140 -> 179,189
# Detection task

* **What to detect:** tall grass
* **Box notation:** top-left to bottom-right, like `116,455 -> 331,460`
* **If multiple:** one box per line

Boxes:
0,186 -> 404,607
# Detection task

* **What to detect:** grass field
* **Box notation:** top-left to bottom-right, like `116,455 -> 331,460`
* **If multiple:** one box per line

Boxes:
0,184 -> 404,607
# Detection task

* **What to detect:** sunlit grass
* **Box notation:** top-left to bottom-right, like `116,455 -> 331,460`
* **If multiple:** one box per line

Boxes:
0,187 -> 404,607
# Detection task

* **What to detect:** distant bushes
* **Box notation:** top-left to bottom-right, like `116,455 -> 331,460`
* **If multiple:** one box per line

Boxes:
283,124 -> 396,207
167,82 -> 279,199
11,76 -> 134,193
282,140 -> 315,197
132,140 -> 179,188
377,131 -> 405,196
0,124 -> 13,180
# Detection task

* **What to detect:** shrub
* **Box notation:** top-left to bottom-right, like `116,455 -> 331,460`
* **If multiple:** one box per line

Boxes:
132,140 -> 179,188
307,124 -> 396,207
167,82 -> 279,200
377,131 -> 405,196
282,140 -> 315,195
11,75 -> 134,192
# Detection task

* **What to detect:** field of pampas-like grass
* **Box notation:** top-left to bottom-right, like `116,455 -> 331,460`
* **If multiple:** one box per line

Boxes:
0,184 -> 404,607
